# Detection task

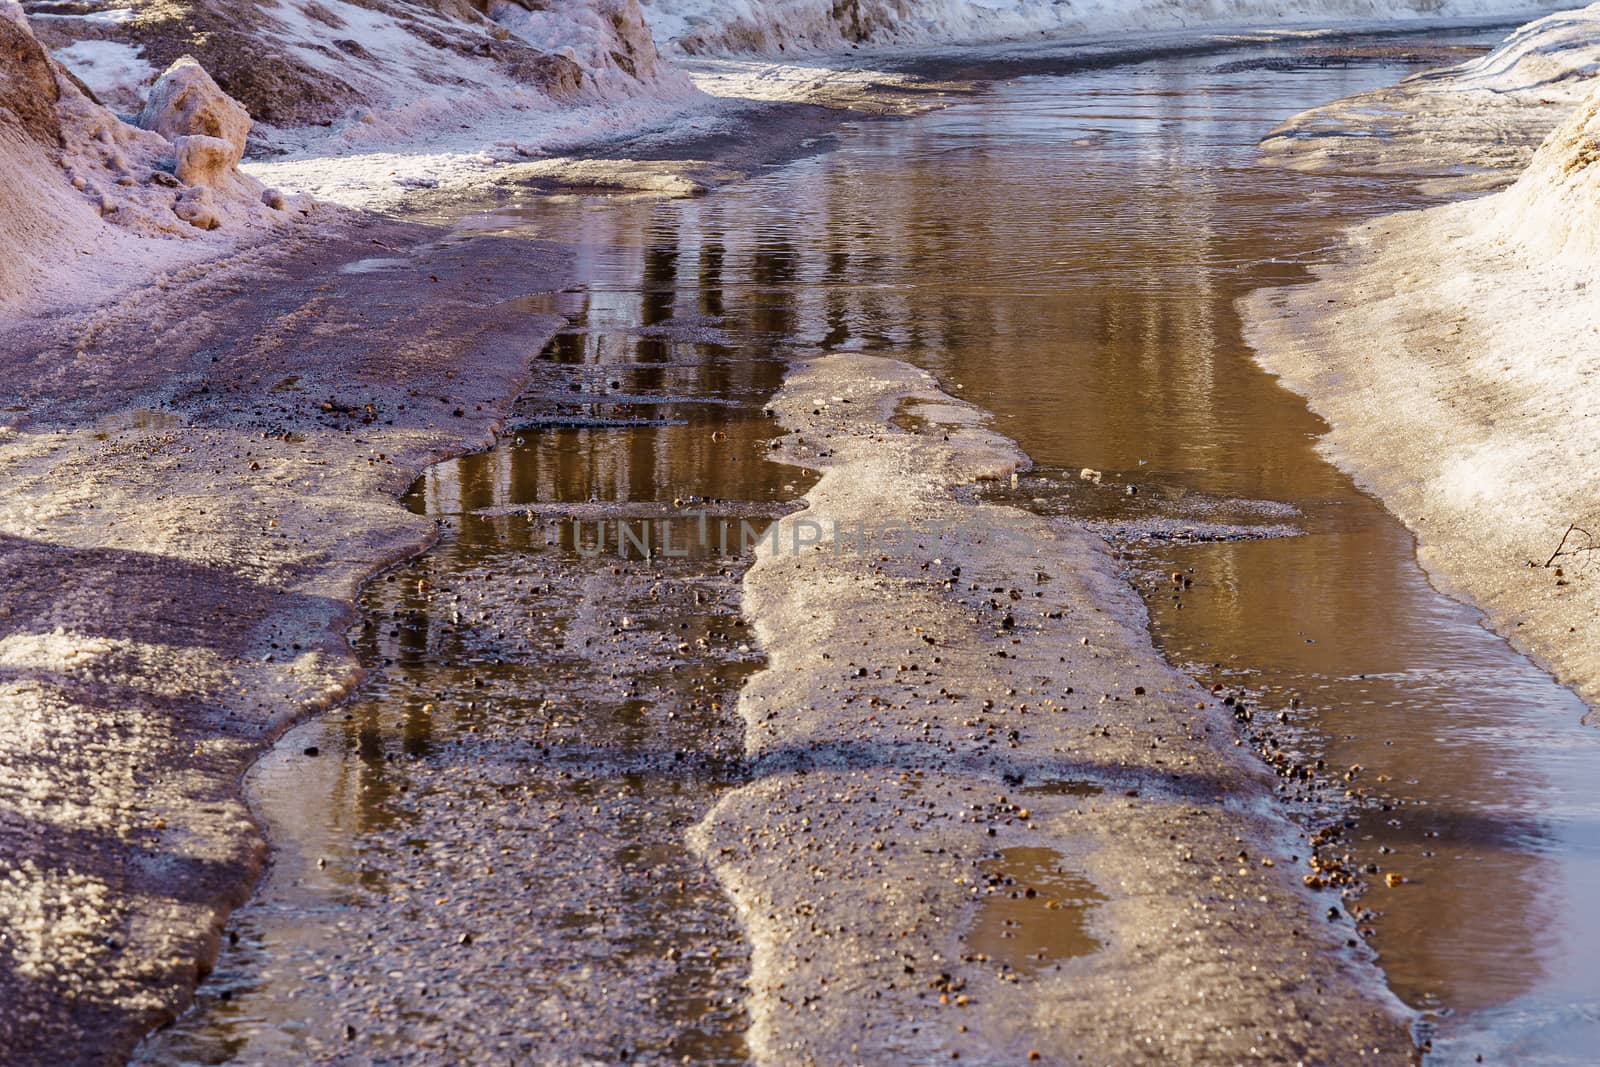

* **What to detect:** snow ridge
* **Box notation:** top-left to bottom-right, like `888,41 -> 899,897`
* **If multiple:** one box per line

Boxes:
639,0 -> 1553,55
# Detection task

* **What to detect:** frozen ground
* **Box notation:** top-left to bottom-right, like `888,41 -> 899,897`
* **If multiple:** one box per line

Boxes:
0,215 -> 573,1065
1246,6 -> 1600,709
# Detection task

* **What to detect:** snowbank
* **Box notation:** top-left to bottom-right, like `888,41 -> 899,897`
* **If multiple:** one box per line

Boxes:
1422,0 -> 1600,94
19,0 -> 705,208
23,0 -> 1564,212
1481,75 -> 1600,258
639,0 -> 1550,54
1245,8 -> 1600,708
1258,2 -> 1598,190
0,7 -> 309,315
26,0 -> 694,146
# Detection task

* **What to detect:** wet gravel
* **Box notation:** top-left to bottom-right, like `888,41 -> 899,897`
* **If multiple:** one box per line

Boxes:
134,207 -> 814,1065
141,539 -> 761,1065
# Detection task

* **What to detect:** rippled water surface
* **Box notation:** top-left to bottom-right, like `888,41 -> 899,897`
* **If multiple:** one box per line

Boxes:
139,26 -> 1599,1065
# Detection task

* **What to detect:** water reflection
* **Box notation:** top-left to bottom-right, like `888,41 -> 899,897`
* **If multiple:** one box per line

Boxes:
741,39 -> 1596,1061
435,31 -> 1598,1060
968,847 -> 1107,977
137,176 -> 816,1066
137,28 -> 1600,1066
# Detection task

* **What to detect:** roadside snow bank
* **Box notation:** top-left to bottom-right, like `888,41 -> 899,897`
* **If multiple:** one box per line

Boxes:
1245,12 -> 1600,708
18,0 -> 708,209
1483,78 -> 1600,258
1260,2 -> 1600,191
28,0 -> 695,152
1433,0 -> 1600,92
641,0 -> 1549,54
1,9 -> 309,315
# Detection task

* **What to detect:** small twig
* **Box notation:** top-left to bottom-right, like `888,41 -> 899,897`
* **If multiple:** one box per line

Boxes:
1545,523 -> 1596,568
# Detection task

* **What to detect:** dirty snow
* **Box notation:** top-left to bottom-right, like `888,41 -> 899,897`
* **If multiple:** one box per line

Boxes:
1429,0 -> 1600,93
1479,62 -> 1600,258
1,12 -> 316,316
1258,2 -> 1600,190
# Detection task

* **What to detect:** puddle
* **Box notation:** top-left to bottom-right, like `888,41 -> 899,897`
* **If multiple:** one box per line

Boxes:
967,847 -> 1106,977
93,407 -> 183,436
338,256 -> 411,274
846,34 -> 1600,1061
133,24 -> 1599,1065
136,196 -> 814,1065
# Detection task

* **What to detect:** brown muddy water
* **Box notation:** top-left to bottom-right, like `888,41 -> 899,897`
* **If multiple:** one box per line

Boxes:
137,27 -> 1598,1067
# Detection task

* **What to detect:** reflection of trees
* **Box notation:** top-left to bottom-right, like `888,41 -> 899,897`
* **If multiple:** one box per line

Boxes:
412,202 -> 800,529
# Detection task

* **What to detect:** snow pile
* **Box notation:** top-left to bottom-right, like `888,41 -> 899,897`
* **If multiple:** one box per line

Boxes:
1481,78 -> 1600,259
1256,5 -> 1600,191
638,0 -> 1547,55
27,0 -> 692,149
1413,1 -> 1600,100
487,0 -> 677,94
1391,2 -> 1600,256
0,7 -> 303,314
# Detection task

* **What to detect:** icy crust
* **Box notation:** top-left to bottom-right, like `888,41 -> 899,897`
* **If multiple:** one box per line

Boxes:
1259,3 -> 1600,192
1487,78 -> 1600,258
695,353 -> 1413,1064
641,0 -> 1547,54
